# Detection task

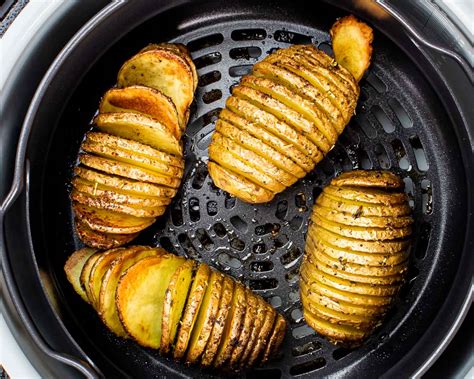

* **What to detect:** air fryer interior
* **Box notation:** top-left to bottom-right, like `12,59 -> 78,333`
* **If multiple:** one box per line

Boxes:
20,1 -> 469,377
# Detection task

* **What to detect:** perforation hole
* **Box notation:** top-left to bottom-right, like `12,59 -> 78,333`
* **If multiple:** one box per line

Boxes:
280,246 -> 303,268
317,42 -> 333,55
269,296 -> 282,308
312,187 -> 322,201
178,233 -> 201,260
229,46 -> 262,60
231,28 -> 267,41
421,179 -> 432,214
202,89 -> 222,104
410,136 -> 429,171
250,261 -> 274,272
290,357 -> 326,375
192,164 -> 208,189
355,115 -> 376,139
253,242 -> 266,254
230,237 -> 245,251
392,139 -> 410,170
292,324 -> 315,339
366,73 -> 387,93
194,52 -> 222,69
285,268 -> 299,284
374,143 -> 391,169
218,252 -> 242,269
288,290 -> 300,303
187,33 -> 224,52
332,347 -> 353,360
189,197 -> 200,222
249,278 -> 278,291
225,193 -> 236,209
288,216 -> 302,231
295,192 -> 307,212
229,64 -> 253,77
159,237 -> 177,255
255,223 -> 281,236
171,202 -> 184,226
292,341 -> 322,357
291,308 -> 304,324
372,105 -> 395,133
356,148 -> 372,169
198,70 -> 221,87
213,223 -> 227,237
274,30 -> 312,44
206,201 -> 218,216
389,98 -> 413,128
275,200 -> 288,220
274,234 -> 289,248
230,215 -> 248,232
196,228 -> 214,251
403,177 -> 414,207
415,222 -> 431,259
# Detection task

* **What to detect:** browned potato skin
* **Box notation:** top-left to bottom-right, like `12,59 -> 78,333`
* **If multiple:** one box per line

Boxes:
300,170 -> 412,346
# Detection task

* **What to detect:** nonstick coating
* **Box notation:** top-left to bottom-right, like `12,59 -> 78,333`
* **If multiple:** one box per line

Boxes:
19,1 -> 470,378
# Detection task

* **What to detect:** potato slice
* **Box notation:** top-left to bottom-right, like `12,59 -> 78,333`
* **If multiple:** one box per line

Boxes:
213,282 -> 247,368
117,49 -> 194,127
311,213 -> 412,240
261,313 -> 287,364
229,287 -> 257,367
173,263 -> 211,359
303,308 -> 367,344
247,300 -> 276,367
232,85 -> 331,154
209,142 -> 285,193
79,154 -> 181,188
239,295 -> 265,367
74,167 -> 178,198
87,247 -> 128,309
73,202 -> 155,234
85,132 -> 183,167
332,170 -> 403,189
64,248 -> 97,302
212,132 -> 297,187
316,192 -> 412,217
71,189 -> 167,218
75,219 -> 137,249
219,109 -> 312,174
160,260 -> 195,354
81,140 -> 184,179
116,255 -> 185,348
186,271 -> 224,364
79,252 -> 102,304
99,86 -> 181,138
201,276 -> 235,366
314,205 -> 413,229
241,74 -> 338,145
323,185 -> 408,206
72,178 -> 171,208
226,94 -> 322,164
207,162 -> 275,204
330,15 -> 374,82
94,113 -> 182,156
98,247 -> 165,337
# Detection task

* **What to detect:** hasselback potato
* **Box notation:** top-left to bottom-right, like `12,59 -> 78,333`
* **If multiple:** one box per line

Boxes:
64,246 -> 286,370
71,44 -> 196,248
299,170 -> 413,345
208,16 -> 373,203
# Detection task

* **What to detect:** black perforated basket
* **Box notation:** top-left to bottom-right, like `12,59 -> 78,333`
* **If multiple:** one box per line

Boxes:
1,1 -> 473,378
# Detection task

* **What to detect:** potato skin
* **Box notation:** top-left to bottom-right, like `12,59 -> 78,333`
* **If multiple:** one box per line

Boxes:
300,170 -> 412,346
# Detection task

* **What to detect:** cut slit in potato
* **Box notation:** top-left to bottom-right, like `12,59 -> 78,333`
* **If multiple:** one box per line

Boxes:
75,219 -> 138,249
64,248 -> 97,302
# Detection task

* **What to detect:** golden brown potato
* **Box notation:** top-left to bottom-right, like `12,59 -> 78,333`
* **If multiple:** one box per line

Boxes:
330,15 -> 374,81
247,300 -> 276,367
75,220 -> 137,250
239,295 -> 266,366
64,247 -> 97,302
261,314 -> 287,364
300,170 -> 412,345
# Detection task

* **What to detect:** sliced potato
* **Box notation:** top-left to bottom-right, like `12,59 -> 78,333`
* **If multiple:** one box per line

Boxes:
209,142 -> 285,193
71,189 -> 167,218
75,219 -> 137,249
64,248 -> 97,302
239,294 -> 266,367
116,255 -> 185,348
98,247 -> 165,337
72,177 -> 172,208
215,119 -> 305,179
160,260 -> 195,354
79,154 -> 181,188
207,162 -> 275,204
261,313 -> 287,364
323,185 -> 408,206
94,112 -> 182,156
173,263 -> 211,359
330,15 -> 374,81
117,49 -> 194,127
99,86 -> 181,138
201,276 -> 235,366
226,94 -> 322,164
186,271 -> 223,364
229,287 -> 257,367
211,132 -> 297,187
73,202 -> 155,234
79,252 -> 102,304
332,170 -> 403,189
74,167 -> 178,198
213,282 -> 247,368
81,140 -> 183,178
247,300 -> 276,367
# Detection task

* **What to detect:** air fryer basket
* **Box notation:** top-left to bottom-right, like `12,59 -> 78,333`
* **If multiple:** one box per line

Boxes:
2,0 -> 472,378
